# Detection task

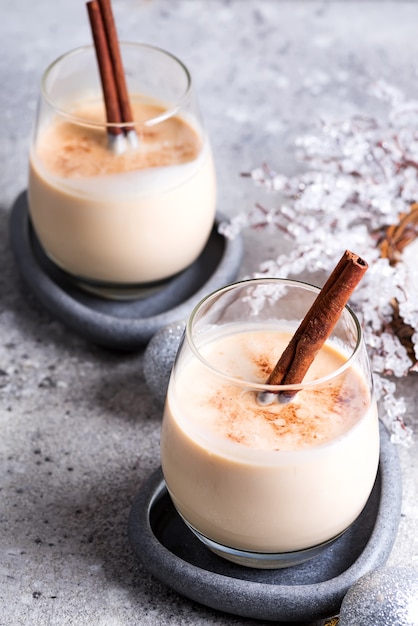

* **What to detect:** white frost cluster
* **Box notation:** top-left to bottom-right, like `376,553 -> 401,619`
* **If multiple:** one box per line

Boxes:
220,80 -> 418,446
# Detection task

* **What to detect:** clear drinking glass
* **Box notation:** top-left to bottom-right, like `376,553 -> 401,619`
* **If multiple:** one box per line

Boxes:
160,278 -> 380,569
28,43 -> 216,299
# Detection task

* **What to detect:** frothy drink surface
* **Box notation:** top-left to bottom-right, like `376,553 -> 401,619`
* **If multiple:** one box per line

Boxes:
161,325 -> 380,553
174,328 -> 367,451
36,100 -> 201,177
28,97 -> 216,284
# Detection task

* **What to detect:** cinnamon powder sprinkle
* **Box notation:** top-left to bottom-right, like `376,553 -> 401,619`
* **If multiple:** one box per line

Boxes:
177,329 -> 370,453
206,372 -> 366,452
36,98 -> 201,178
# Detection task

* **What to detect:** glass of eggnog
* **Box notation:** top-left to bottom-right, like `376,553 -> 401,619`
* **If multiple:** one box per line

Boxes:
160,278 -> 380,569
28,43 -> 216,299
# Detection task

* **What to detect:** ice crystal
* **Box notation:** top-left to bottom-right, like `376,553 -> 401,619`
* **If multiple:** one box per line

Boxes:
220,80 -> 418,446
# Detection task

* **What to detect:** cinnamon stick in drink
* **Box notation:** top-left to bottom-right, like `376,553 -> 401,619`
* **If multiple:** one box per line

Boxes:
87,0 -> 122,137
259,250 -> 368,404
97,0 -> 136,136
87,0 -> 138,151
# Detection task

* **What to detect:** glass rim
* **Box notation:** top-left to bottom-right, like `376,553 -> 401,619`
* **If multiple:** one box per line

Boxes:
40,41 -> 193,130
186,277 -> 364,393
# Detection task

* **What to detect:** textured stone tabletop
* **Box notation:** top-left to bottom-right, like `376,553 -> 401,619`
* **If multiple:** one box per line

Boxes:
1,1 -> 417,625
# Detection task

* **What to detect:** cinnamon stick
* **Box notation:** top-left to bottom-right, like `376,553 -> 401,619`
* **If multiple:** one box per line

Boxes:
260,250 -> 368,404
87,0 -> 122,136
87,0 -> 137,150
97,0 -> 135,132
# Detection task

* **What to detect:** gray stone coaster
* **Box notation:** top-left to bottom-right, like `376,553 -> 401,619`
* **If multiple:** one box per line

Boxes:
143,320 -> 186,406
9,192 -> 243,350
128,421 -> 401,623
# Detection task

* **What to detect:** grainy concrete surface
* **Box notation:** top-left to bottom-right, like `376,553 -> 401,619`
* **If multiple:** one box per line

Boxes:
1,2 -> 417,625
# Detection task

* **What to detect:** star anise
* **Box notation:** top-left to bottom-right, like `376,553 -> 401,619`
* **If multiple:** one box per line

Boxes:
378,203 -> 418,364
378,203 -> 418,265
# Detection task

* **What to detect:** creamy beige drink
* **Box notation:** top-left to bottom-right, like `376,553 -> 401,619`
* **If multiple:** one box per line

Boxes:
28,98 -> 216,286
27,43 -> 217,295
161,323 -> 379,560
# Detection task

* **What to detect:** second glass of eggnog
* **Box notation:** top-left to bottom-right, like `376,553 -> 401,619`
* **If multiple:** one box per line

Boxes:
160,278 -> 380,569
28,43 -> 216,298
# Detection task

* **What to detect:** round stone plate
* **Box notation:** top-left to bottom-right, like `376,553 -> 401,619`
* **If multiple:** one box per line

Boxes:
128,421 -> 401,623
9,192 -> 243,350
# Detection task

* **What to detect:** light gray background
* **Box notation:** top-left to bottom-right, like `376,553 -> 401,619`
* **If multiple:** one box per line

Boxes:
1,2 -> 417,625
